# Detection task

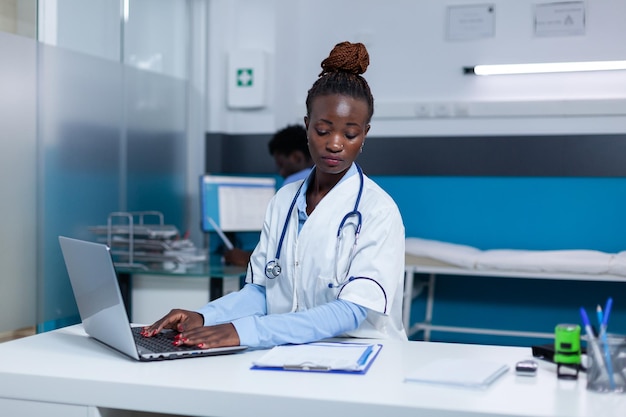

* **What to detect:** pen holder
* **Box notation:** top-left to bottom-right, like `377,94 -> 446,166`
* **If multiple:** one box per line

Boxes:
586,334 -> 626,393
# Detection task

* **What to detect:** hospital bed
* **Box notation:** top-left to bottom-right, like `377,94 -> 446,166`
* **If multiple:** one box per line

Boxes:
402,237 -> 626,341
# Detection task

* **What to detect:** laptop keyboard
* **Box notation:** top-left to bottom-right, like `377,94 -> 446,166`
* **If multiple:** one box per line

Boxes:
131,327 -> 198,353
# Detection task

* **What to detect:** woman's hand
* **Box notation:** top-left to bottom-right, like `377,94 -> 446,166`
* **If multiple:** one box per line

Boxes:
141,308 -> 204,337
173,323 -> 241,349
141,309 -> 241,348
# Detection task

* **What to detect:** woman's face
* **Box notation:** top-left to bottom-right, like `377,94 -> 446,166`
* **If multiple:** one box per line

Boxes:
304,94 -> 370,176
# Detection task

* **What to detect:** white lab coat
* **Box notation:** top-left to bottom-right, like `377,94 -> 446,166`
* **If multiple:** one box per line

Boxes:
246,169 -> 407,340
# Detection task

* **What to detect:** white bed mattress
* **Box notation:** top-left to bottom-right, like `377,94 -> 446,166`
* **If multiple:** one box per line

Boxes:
405,237 -> 626,277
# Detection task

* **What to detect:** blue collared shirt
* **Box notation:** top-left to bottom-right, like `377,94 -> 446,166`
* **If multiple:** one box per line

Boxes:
295,163 -> 358,234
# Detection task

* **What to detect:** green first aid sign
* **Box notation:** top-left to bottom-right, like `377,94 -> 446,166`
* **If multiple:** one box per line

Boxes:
227,50 -> 266,108
236,68 -> 253,87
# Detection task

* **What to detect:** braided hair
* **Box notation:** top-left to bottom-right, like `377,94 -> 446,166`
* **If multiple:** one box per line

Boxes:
306,41 -> 374,122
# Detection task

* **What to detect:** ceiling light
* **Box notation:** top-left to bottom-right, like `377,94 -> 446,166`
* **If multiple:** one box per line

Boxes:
464,60 -> 626,75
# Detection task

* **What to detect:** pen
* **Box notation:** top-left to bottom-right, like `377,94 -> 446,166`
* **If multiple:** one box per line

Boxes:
598,299 -> 616,389
600,297 -> 613,337
357,344 -> 375,367
207,217 -> 234,250
596,305 -> 603,335
580,307 -> 609,382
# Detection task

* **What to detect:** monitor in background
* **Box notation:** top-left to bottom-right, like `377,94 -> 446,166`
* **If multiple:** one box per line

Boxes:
200,175 -> 276,233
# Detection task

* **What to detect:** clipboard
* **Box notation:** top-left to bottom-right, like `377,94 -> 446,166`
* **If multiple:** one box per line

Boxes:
251,342 -> 383,374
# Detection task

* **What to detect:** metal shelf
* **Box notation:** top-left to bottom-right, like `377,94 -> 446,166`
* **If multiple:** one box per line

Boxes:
89,211 -> 206,270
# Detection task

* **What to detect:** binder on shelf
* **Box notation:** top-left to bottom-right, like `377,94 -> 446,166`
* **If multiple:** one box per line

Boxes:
251,342 -> 382,374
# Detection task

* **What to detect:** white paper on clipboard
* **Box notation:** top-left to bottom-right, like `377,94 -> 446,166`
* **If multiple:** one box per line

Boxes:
251,342 -> 382,374
405,358 -> 509,389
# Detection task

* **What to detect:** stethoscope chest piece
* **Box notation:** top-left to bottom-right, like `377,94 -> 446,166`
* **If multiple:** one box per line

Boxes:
265,259 -> 281,279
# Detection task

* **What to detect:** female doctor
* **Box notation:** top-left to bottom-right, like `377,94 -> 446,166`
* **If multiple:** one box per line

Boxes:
142,41 -> 407,349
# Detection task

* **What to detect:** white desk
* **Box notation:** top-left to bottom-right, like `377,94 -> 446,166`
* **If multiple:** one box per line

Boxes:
403,256 -> 626,341
0,324 -> 624,417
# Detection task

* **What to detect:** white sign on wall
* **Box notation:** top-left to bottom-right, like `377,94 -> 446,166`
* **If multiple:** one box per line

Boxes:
227,50 -> 267,109
446,4 -> 496,41
534,1 -> 585,37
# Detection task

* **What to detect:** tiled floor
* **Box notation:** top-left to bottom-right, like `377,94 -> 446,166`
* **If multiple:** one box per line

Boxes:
0,327 -> 36,343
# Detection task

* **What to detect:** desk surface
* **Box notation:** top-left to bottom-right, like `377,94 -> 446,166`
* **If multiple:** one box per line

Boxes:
0,325 -> 624,417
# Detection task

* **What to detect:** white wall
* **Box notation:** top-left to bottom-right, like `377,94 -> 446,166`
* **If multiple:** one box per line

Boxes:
206,0 -> 626,136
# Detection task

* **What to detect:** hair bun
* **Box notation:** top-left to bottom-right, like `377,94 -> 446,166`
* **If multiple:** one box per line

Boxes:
319,41 -> 369,76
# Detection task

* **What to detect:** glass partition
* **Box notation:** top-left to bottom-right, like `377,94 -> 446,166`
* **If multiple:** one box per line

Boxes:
125,67 -> 187,232
36,42 -> 190,332
0,1 -> 195,332
1,0 -> 199,333
37,42 -> 124,330
0,32 -> 38,334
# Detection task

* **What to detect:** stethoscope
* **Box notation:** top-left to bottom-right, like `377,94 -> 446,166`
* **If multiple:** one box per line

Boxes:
265,163 -> 364,288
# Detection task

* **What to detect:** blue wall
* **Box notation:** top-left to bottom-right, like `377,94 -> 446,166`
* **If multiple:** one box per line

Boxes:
375,176 -> 626,252
374,176 -> 626,346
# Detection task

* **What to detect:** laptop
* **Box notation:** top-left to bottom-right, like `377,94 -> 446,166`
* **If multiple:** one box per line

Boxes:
58,236 -> 248,361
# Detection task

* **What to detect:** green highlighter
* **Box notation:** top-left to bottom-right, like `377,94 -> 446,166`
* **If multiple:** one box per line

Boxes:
554,323 -> 581,379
